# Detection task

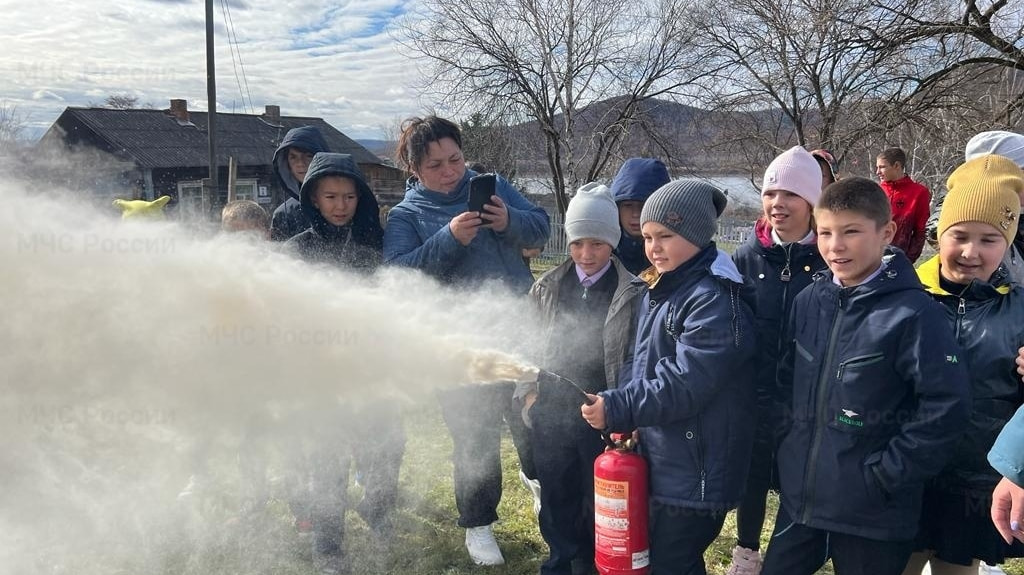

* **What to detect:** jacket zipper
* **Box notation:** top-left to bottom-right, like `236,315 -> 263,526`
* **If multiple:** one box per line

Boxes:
780,244 -> 793,283
955,297 -> 966,340
776,256 -> 792,358
801,290 -> 846,524
695,418 -> 706,501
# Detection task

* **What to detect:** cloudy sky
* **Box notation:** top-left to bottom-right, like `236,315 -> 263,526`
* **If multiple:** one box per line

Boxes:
3,0 -> 433,140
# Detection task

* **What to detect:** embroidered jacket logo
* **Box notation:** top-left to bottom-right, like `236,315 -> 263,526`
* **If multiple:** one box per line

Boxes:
837,409 -> 864,427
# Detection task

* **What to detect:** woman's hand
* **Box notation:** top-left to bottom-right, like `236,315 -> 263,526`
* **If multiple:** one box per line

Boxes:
992,476 -> 1024,544
1016,346 -> 1024,381
480,195 -> 509,233
581,393 -> 606,430
449,211 -> 483,246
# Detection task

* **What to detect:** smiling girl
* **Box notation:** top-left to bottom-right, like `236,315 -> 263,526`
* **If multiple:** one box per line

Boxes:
907,154 -> 1024,575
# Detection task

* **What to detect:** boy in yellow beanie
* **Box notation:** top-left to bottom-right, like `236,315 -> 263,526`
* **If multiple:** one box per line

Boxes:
908,154 -> 1024,574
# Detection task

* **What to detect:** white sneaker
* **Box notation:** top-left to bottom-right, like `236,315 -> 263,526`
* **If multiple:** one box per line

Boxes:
519,470 -> 542,515
980,563 -> 1007,575
465,524 -> 505,566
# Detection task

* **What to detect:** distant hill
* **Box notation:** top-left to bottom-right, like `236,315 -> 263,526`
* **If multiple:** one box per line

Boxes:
355,96 -> 783,190
355,139 -> 395,163
507,96 -> 787,178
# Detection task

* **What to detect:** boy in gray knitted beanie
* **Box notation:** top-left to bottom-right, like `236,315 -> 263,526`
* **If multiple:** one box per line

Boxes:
582,179 -> 757,575
638,179 -> 728,272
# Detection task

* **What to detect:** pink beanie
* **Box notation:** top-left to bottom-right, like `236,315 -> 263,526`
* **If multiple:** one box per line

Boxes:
761,146 -> 823,207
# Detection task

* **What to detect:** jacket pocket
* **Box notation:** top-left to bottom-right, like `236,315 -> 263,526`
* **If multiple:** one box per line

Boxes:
683,421 -> 707,502
861,452 -> 889,503
795,340 -> 814,363
835,352 -> 885,381
828,352 -> 899,435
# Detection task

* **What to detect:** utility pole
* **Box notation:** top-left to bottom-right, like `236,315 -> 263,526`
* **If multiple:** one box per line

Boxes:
204,0 -> 218,218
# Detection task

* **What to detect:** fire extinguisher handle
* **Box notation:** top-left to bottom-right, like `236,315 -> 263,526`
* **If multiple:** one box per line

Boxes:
601,432 -> 617,449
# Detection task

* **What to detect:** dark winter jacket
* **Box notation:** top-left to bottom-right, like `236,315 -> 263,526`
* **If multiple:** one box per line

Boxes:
881,176 -> 930,263
515,257 -> 644,432
918,255 -> 1024,495
732,220 -> 825,452
611,158 -> 670,275
519,257 -> 644,394
383,171 -> 550,293
601,245 -> 757,510
284,153 -> 383,271
776,249 -> 970,541
270,126 -> 330,241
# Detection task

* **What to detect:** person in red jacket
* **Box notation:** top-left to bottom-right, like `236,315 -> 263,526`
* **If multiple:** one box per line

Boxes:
876,147 -> 931,263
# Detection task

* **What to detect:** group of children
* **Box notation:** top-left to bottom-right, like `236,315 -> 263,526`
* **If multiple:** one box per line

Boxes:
219,120 -> 1024,575
560,137 -> 1024,575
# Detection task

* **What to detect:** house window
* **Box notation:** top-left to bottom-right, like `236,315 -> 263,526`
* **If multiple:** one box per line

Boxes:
234,179 -> 257,201
177,180 -> 205,220
178,180 -> 204,198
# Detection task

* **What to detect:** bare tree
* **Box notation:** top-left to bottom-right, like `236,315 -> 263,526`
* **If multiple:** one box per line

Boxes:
0,102 -> 26,151
397,0 -> 710,214
696,0 -> 936,177
460,112 -> 521,185
103,94 -> 140,109
865,0 -> 1024,124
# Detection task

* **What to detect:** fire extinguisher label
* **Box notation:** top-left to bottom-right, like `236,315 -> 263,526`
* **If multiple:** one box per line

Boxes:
632,549 -> 650,569
594,477 -> 633,556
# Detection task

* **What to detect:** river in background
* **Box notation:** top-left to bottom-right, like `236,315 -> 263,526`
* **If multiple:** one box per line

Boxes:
516,174 -> 762,210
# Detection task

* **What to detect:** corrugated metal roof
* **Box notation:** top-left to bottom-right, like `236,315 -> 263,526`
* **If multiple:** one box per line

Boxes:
58,107 -> 386,169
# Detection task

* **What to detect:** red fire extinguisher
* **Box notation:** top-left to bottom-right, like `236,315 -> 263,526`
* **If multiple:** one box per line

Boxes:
594,433 -> 649,575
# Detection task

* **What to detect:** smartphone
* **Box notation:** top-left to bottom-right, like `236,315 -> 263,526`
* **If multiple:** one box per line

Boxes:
468,173 -> 496,215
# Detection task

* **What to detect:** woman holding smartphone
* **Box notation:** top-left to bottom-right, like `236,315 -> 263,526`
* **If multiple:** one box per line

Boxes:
383,115 -> 550,566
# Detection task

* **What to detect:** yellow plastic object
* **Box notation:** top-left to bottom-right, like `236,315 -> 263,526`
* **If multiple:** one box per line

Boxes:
112,195 -> 171,220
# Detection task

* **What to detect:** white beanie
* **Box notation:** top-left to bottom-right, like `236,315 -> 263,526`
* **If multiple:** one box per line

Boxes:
965,131 -> 1024,167
565,182 -> 620,246
762,146 -> 823,207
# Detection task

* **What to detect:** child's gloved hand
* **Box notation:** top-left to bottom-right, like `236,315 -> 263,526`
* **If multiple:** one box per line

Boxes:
581,393 -> 605,430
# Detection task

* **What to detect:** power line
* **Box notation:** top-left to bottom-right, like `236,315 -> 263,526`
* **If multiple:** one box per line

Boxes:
220,0 -> 255,115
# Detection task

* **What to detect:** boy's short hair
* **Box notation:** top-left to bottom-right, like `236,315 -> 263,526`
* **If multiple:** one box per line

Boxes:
877,147 -> 907,168
816,177 -> 891,228
221,200 -> 269,231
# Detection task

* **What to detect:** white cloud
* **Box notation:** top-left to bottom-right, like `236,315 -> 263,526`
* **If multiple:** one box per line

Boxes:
2,0 -> 431,139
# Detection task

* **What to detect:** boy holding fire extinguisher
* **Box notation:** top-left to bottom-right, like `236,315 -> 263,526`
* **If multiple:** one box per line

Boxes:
516,182 -> 644,575
582,179 -> 758,575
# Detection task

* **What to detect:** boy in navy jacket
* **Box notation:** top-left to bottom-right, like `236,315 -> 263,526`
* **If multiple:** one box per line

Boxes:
761,177 -> 970,575
582,179 -> 757,575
